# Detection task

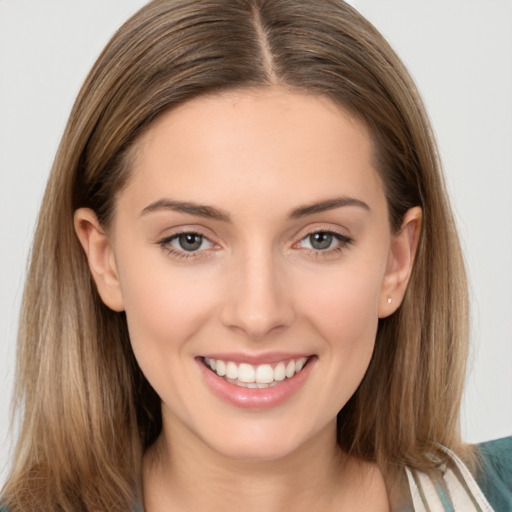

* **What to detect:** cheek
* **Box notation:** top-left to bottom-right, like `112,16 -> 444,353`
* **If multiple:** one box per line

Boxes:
115,251 -> 219,367
301,261 -> 384,343
296,260 -> 385,396
116,262 -> 224,414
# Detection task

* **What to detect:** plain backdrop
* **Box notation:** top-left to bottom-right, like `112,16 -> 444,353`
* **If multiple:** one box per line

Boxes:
1,0 -> 511,484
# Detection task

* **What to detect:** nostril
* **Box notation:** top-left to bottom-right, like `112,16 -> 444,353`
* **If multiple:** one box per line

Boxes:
221,302 -> 295,339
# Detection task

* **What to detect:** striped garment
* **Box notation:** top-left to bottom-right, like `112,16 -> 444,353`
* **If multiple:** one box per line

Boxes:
402,437 -> 512,511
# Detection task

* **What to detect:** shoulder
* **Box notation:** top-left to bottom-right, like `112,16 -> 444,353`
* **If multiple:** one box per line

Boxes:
475,436 -> 512,512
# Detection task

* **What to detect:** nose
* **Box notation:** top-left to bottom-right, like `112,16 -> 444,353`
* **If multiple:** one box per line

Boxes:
220,247 -> 295,340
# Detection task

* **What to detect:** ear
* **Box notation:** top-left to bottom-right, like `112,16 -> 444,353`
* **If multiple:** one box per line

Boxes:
378,206 -> 422,318
74,208 -> 125,312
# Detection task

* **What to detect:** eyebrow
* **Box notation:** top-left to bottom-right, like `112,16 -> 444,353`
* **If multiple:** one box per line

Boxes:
140,195 -> 370,221
289,196 -> 370,218
140,199 -> 231,222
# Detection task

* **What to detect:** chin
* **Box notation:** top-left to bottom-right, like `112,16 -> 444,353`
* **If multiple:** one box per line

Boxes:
208,435 -> 303,462
195,415 -> 332,464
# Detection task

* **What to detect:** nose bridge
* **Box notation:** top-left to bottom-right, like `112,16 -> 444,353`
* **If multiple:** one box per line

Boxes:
221,240 -> 294,339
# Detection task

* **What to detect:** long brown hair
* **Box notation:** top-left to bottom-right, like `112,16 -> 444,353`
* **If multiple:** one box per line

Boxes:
2,0 -> 470,509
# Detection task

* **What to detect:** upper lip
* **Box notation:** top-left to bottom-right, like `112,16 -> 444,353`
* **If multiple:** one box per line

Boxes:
198,352 -> 313,365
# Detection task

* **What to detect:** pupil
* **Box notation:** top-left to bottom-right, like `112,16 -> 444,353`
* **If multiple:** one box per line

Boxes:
310,232 -> 332,250
179,233 -> 203,251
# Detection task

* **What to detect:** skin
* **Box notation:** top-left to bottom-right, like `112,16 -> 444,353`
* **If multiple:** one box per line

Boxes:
75,88 -> 421,511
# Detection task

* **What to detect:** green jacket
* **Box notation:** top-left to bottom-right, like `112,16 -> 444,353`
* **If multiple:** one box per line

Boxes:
474,437 -> 512,512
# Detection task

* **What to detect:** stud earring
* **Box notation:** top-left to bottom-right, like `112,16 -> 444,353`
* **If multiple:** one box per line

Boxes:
387,296 -> 392,304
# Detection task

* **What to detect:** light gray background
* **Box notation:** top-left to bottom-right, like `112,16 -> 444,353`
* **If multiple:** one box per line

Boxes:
1,0 -> 511,484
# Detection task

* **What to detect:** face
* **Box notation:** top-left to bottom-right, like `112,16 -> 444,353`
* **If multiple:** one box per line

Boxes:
77,88 -> 419,462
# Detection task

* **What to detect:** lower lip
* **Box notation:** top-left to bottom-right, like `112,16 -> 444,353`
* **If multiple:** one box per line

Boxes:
197,357 -> 315,410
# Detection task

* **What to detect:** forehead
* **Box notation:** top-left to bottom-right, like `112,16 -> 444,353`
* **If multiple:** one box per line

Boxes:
121,87 -> 386,217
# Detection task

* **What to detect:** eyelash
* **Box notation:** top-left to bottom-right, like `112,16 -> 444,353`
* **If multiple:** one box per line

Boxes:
296,229 -> 353,258
157,229 -> 353,260
157,231 -> 215,260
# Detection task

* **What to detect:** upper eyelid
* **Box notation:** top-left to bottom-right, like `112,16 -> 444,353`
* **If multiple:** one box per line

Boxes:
297,231 -> 352,247
158,226 -> 217,242
161,233 -> 216,249
295,225 -> 352,241
161,230 -> 209,240
301,227 -> 349,237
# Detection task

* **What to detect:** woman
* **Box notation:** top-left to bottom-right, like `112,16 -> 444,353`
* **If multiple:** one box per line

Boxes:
1,0 -> 510,510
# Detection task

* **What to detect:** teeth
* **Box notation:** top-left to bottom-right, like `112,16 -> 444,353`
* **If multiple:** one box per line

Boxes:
238,363 -> 256,383
216,360 -> 226,377
226,361 -> 238,379
204,357 -> 309,385
296,357 -> 307,372
285,360 -> 295,378
255,364 -> 274,384
274,362 -> 286,381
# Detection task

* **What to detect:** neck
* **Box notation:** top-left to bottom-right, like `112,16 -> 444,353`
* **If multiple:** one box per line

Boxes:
142,415 -> 388,512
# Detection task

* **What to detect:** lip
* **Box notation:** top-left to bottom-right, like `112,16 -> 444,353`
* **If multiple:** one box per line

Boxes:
196,354 -> 316,409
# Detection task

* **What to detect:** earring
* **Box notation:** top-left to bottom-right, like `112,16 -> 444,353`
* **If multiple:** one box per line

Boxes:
387,296 -> 392,304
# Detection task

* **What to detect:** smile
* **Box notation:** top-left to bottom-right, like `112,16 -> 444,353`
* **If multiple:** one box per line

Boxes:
203,357 -> 309,388
198,353 -> 316,409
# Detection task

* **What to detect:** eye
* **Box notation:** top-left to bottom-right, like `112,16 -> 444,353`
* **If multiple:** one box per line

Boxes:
307,232 -> 335,250
173,233 -> 208,252
297,230 -> 352,252
158,231 -> 215,258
